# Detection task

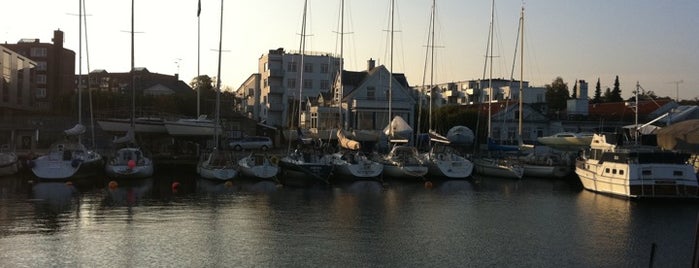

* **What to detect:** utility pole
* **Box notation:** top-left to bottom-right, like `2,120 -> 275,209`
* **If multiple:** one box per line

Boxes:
670,80 -> 683,102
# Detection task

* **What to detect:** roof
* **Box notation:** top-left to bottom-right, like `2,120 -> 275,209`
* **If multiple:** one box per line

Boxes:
341,65 -> 410,97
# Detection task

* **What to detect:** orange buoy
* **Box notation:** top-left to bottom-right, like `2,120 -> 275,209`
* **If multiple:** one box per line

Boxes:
224,181 -> 233,188
424,181 -> 433,189
108,180 -> 118,190
65,181 -> 73,186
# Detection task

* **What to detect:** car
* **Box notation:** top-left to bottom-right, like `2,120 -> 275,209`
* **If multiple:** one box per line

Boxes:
228,136 -> 273,151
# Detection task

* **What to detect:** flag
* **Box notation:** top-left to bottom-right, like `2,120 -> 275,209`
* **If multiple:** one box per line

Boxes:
197,0 -> 201,17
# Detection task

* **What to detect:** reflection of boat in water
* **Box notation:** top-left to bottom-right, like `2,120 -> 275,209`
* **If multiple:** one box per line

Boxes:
32,182 -> 78,211
575,133 -> 698,199
0,144 -> 19,177
104,178 -> 154,206
196,178 -> 278,194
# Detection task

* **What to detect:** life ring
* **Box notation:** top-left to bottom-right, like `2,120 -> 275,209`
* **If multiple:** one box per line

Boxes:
270,155 -> 279,165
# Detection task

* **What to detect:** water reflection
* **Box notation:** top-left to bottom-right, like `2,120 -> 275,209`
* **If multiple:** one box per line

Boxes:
196,178 -> 279,195
103,178 -> 154,207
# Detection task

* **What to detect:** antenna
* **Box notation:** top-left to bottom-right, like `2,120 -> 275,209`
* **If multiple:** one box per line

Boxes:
668,80 -> 683,102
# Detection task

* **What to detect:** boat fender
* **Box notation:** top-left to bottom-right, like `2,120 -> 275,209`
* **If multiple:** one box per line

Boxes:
270,156 -> 279,165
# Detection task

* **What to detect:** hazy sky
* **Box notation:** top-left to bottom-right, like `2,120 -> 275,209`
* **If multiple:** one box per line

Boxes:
3,0 -> 698,100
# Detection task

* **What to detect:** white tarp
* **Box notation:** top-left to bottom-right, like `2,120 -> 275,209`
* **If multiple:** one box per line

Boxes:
383,116 -> 413,139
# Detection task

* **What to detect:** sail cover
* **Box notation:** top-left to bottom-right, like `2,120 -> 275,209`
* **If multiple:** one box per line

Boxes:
446,125 -> 474,146
655,119 -> 699,153
337,129 -> 360,150
383,116 -> 413,139
64,124 -> 86,136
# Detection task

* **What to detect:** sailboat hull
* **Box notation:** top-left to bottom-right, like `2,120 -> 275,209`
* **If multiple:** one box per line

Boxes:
473,158 -> 524,179
0,152 -> 20,177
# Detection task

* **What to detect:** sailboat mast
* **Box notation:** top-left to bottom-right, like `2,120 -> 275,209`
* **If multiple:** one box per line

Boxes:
297,0 -> 308,129
338,0 -> 345,130
130,0 -> 135,129
428,0 -> 435,132
77,0 -> 83,144
197,0 -> 201,117
518,5 -> 524,140
83,0 -> 96,148
486,0 -> 494,139
214,0 -> 224,148
388,0 -> 394,137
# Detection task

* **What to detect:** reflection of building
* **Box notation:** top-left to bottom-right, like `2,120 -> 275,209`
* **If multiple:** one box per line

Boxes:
1,45 -> 37,115
3,30 -> 74,112
257,48 -> 340,128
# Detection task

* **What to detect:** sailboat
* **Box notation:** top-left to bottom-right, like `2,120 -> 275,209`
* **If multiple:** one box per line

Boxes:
237,152 -> 279,181
418,0 -> 473,180
472,0 -> 524,179
104,0 -> 153,179
509,5 -> 571,179
278,0 -> 334,187
329,0 -> 383,183
30,0 -> 104,180
197,0 -> 237,181
378,0 -> 428,181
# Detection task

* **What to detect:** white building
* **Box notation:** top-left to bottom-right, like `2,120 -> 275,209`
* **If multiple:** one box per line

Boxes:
257,48 -> 340,128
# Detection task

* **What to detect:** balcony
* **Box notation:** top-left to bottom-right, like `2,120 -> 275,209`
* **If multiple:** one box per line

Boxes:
266,68 -> 284,78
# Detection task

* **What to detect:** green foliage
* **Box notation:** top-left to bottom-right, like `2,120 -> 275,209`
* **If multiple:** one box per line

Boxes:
609,75 -> 623,102
545,77 -> 569,114
592,78 -> 602,103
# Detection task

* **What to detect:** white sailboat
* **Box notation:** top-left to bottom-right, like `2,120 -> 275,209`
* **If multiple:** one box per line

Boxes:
376,0 -> 428,181
197,0 -> 237,181
104,0 -> 153,179
472,0 -> 524,179
30,0 -> 103,180
329,0 -> 383,183
278,0 -> 334,187
418,0 -> 473,180
237,152 -> 279,180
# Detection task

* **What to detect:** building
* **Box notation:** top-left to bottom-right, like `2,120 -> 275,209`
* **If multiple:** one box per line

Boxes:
3,30 -> 75,111
234,73 -> 261,121
418,78 -> 546,108
1,45 -> 37,116
76,68 -> 192,96
566,80 -> 589,119
257,48 -> 341,128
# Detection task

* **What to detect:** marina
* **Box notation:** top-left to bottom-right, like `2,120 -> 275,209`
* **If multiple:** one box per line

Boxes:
1,172 -> 698,267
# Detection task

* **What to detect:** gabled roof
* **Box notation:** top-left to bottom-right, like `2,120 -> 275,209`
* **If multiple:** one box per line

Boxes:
340,65 -> 410,97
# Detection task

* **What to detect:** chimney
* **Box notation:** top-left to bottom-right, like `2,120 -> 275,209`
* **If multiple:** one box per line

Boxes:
52,29 -> 64,48
367,58 -> 375,71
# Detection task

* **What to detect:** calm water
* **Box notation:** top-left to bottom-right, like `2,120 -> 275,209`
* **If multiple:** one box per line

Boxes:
1,170 -> 698,267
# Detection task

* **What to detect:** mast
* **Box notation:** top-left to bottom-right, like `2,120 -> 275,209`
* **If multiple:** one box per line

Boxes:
297,0 -> 308,129
388,0 -> 394,137
83,0 -> 96,148
338,0 -> 345,130
429,0 -> 435,132
214,0 -> 224,149
486,0 -> 494,139
197,0 -> 201,117
77,0 -> 83,144
130,0 -> 135,129
518,5 -> 524,142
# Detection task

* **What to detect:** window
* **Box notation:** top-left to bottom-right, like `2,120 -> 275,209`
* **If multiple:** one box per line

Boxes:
304,63 -> 313,73
320,80 -> 329,90
36,88 -> 46,98
287,62 -> 297,72
287,78 -> 296,89
263,78 -> 268,88
303,79 -> 312,89
605,168 -> 610,173
263,62 -> 268,71
37,61 -> 47,71
30,47 -> 47,57
619,170 -> 624,175
320,63 -> 329,73
612,169 -> 617,175
36,74 -> 47,84
367,86 -> 375,100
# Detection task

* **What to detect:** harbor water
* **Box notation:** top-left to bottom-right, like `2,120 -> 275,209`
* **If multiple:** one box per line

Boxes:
1,171 -> 698,267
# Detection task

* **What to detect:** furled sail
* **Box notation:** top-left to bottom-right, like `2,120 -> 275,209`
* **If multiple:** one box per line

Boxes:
337,128 -> 360,150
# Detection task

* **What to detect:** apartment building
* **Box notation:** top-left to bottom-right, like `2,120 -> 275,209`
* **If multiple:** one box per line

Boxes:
0,45 -> 37,116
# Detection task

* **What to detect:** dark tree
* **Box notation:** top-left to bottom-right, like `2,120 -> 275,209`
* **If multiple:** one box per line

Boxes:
545,77 -> 569,116
592,78 -> 602,103
603,87 -> 612,102
609,75 -> 623,102
571,81 -> 578,99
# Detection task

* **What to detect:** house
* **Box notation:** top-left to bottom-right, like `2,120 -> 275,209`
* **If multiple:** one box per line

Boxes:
307,59 -> 416,141
77,68 -> 192,96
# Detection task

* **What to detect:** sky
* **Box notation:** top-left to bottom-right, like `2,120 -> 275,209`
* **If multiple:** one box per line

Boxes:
2,0 -> 698,101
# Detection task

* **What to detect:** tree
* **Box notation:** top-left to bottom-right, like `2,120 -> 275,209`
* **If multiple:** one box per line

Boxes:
571,80 -> 578,99
592,78 -> 602,103
545,77 -> 569,116
609,75 -> 623,102
603,87 -> 612,102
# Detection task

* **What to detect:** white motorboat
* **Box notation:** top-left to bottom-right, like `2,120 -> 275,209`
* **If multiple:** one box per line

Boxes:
575,133 -> 698,198
98,117 -> 166,134
237,153 -> 279,180
537,132 -> 594,148
164,115 -> 221,137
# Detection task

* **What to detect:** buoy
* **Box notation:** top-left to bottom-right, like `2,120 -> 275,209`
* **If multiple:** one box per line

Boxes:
270,156 -> 279,165
65,181 -> 73,186
108,180 -> 118,190
424,181 -> 433,189
171,181 -> 180,192
224,181 -> 233,188
127,159 -> 136,169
